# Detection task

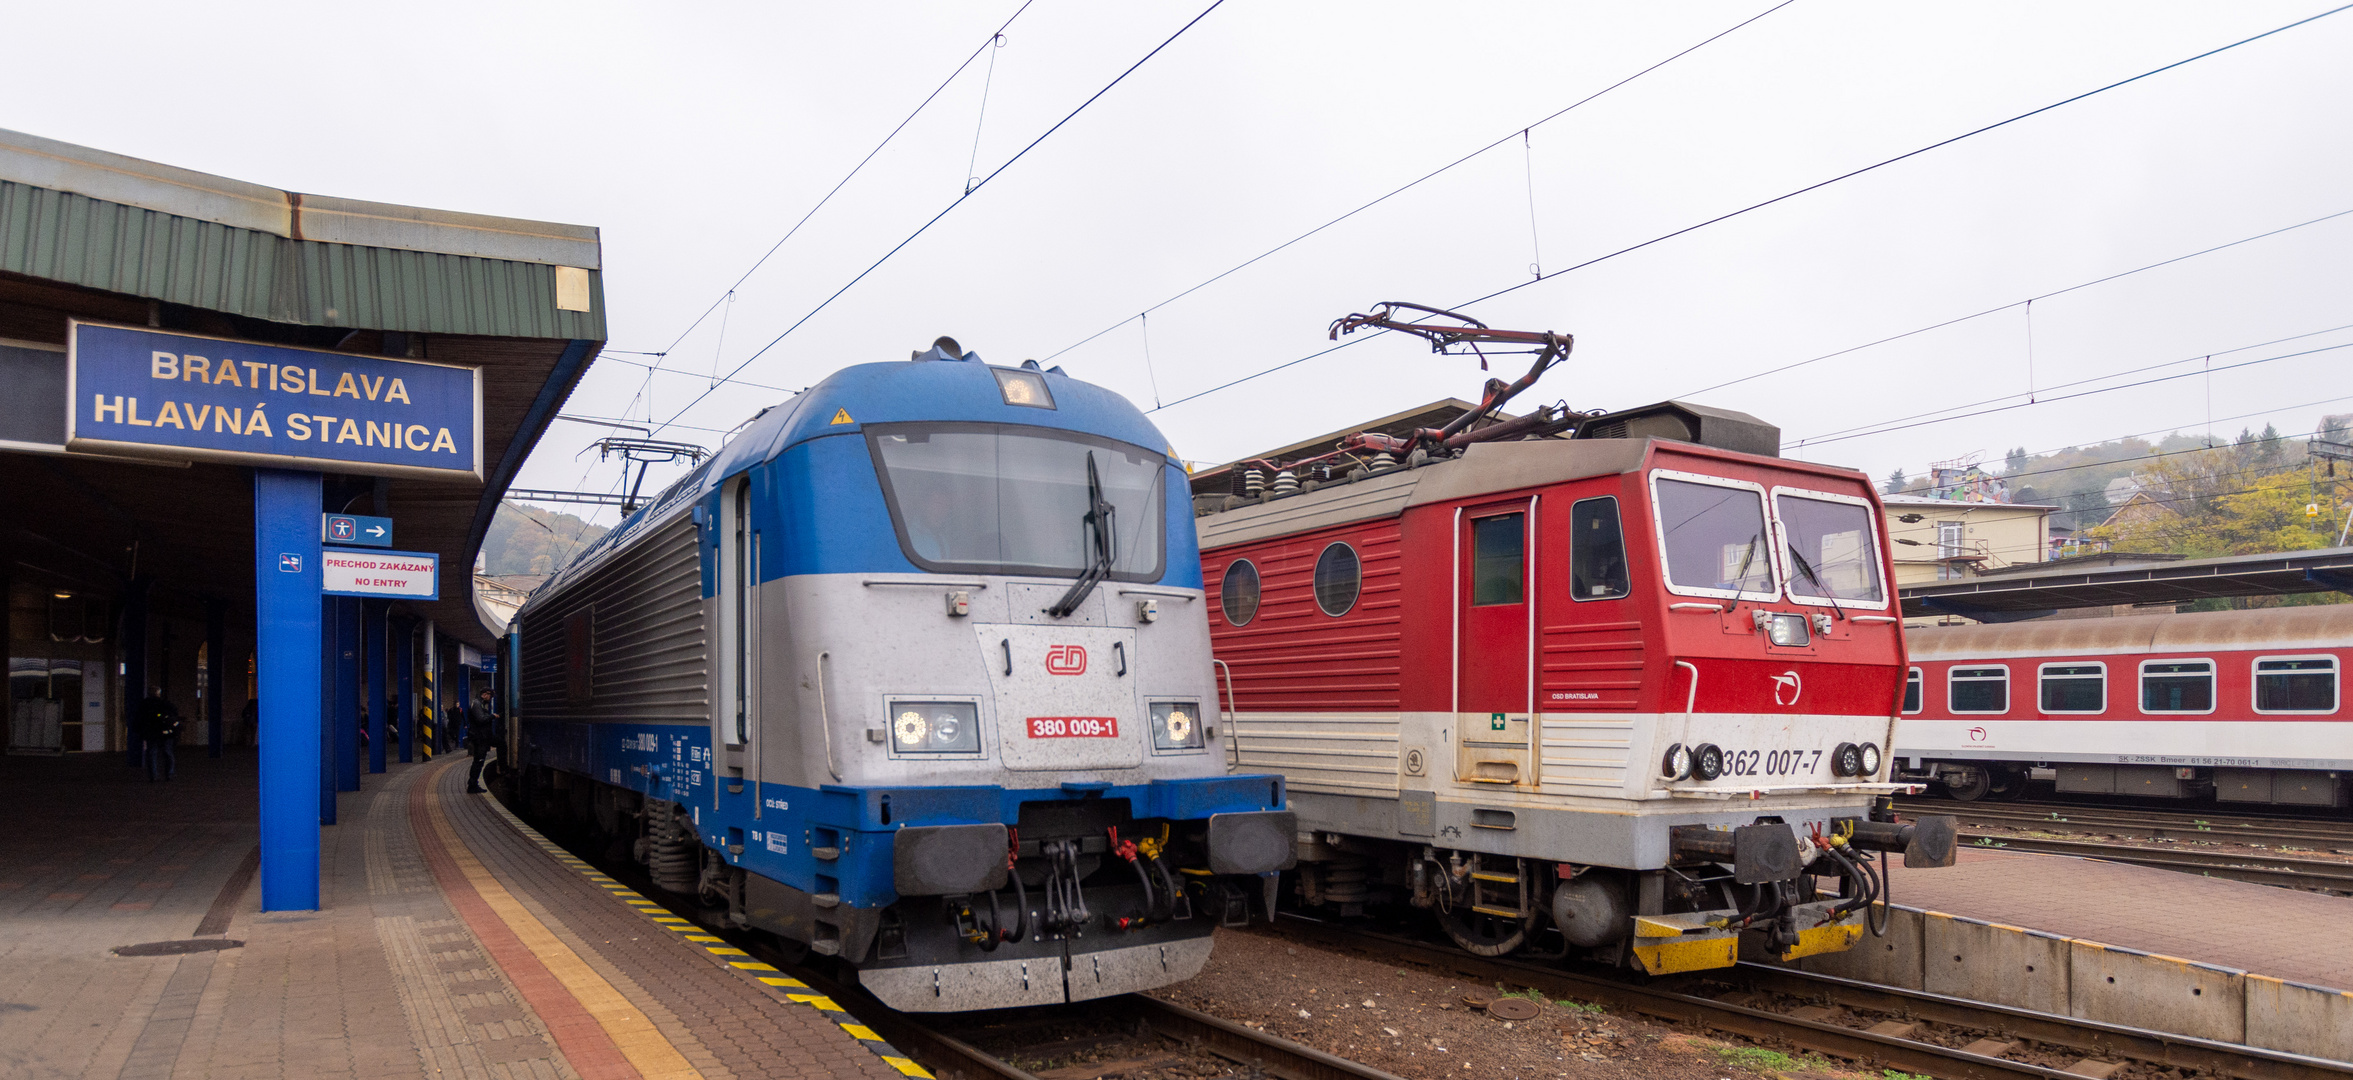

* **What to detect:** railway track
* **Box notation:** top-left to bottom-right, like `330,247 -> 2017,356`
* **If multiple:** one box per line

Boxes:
1265,915 -> 2353,1080
1901,799 -> 2353,851
518,806 -> 1405,1080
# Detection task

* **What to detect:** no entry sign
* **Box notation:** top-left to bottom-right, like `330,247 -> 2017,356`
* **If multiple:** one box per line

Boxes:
320,549 -> 439,599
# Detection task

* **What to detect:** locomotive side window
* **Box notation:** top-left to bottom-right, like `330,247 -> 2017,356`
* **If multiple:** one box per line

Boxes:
1220,560 -> 1261,626
1313,542 -> 1360,616
1569,497 -> 1630,601
2140,659 -> 2215,713
1903,667 -> 1922,713
1772,492 -> 1885,605
1949,666 -> 2008,713
1652,476 -> 1775,598
867,423 -> 1167,580
1472,513 -> 1525,605
2254,656 -> 2337,713
2038,663 -> 2105,714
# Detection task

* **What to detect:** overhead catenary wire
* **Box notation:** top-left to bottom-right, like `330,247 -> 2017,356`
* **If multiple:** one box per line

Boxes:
1791,320 -> 2353,447
651,0 -> 1230,439
1045,0 -> 1799,364
1153,6 -> 2353,413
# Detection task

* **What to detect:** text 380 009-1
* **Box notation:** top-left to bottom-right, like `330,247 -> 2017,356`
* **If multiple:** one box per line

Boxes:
1026,716 -> 1119,739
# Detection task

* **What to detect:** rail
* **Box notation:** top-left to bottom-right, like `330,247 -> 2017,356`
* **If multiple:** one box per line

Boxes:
1266,916 -> 2353,1080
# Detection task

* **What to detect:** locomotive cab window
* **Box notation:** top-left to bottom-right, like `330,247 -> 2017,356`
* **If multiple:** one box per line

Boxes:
2140,659 -> 2214,714
1313,542 -> 1360,616
2038,663 -> 2105,714
2254,656 -> 2337,713
1772,490 -> 1885,606
1903,667 -> 1922,714
867,423 -> 1166,581
1569,497 -> 1630,601
1651,474 -> 1775,600
1220,559 -> 1261,626
1949,666 -> 2008,714
1472,513 -> 1525,605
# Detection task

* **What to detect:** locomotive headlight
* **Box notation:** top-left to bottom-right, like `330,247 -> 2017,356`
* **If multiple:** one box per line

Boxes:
1692,743 -> 1726,781
885,700 -> 981,754
1151,701 -> 1205,751
1859,742 -> 1882,777
1661,742 -> 1692,781
1763,612 -> 1811,647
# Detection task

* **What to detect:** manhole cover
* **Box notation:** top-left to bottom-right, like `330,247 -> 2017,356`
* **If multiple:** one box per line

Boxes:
113,939 -> 243,957
1489,997 -> 1541,1021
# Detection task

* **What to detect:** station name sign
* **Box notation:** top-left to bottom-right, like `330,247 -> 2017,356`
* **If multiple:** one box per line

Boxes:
66,321 -> 483,480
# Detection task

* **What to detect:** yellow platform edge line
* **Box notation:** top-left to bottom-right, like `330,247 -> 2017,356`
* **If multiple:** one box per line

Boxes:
472,779 -> 932,1077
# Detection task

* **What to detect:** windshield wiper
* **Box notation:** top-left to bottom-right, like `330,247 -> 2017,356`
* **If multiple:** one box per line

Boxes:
1046,451 -> 1116,618
1787,543 -> 1845,620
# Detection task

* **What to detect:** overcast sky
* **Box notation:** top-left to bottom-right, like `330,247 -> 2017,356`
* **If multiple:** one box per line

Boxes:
12,1 -> 2351,525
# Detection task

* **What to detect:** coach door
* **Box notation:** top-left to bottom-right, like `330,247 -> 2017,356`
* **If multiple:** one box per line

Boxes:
1455,501 -> 1537,786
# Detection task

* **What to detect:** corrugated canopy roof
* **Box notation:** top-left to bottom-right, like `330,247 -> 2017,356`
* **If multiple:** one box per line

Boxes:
1899,546 -> 2353,620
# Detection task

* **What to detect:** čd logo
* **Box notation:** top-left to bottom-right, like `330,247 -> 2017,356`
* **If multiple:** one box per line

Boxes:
1045,645 -> 1088,676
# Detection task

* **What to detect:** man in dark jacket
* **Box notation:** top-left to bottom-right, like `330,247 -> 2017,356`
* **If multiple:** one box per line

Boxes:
466,688 -> 498,794
135,695 -> 181,781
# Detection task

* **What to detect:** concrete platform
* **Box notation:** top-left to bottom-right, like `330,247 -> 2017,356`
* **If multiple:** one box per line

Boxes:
0,751 -> 920,1080
1888,847 -> 2353,991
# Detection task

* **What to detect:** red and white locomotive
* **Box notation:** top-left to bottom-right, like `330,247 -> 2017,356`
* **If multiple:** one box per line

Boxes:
1897,604 -> 2353,807
1192,304 -> 1956,974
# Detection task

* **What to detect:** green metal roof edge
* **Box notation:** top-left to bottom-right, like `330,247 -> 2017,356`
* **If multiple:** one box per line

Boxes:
0,179 -> 605,341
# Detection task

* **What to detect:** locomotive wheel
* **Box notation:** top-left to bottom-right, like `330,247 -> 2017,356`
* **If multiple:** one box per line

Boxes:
1944,765 -> 1992,802
1436,904 -> 1532,957
1988,766 -> 2030,801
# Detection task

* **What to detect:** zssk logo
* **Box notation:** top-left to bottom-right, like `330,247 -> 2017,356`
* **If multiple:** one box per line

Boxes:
1044,645 -> 1088,676
1771,671 -> 1803,707
1968,726 -> 1988,742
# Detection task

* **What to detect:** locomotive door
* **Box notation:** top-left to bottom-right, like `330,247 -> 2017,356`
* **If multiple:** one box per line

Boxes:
1455,500 -> 1536,786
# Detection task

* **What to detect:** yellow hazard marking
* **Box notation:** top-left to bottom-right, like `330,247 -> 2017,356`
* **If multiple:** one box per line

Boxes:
425,787 -> 704,1079
729,961 -> 778,971
788,994 -> 845,1012
883,1056 -> 934,1078
758,976 -> 810,989
830,408 -> 854,425
840,1023 -> 881,1041
685,935 -> 725,943
705,946 -> 751,956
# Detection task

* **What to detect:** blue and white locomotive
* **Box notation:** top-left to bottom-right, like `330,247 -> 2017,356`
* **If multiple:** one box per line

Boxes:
507,339 -> 1294,1012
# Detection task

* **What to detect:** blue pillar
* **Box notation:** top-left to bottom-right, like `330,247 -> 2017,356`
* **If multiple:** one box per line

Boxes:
254,469 -> 322,911
318,597 -> 336,825
333,596 -> 361,793
396,618 -> 415,764
364,601 -> 387,773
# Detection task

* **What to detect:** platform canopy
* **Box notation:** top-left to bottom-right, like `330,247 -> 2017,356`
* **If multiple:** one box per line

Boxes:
0,127 -> 606,648
1897,546 -> 2353,620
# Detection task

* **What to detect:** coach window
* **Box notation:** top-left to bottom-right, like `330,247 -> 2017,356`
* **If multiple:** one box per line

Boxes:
1313,543 -> 1360,616
1949,666 -> 2008,713
1570,497 -> 1630,600
2254,656 -> 2337,713
1220,560 -> 1261,626
2140,659 -> 2215,714
2039,663 -> 2105,714
1903,667 -> 1922,714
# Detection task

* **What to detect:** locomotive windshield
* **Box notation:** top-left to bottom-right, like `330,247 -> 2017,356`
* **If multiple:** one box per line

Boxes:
1774,493 -> 1884,603
868,423 -> 1167,579
1654,477 -> 1776,596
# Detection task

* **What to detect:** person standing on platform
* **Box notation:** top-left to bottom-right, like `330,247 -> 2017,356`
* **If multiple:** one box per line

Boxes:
466,687 -> 499,794
135,695 -> 180,781
240,696 -> 258,748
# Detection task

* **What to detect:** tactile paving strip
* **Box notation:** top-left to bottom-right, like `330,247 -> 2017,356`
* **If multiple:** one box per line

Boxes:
477,795 -> 934,1079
